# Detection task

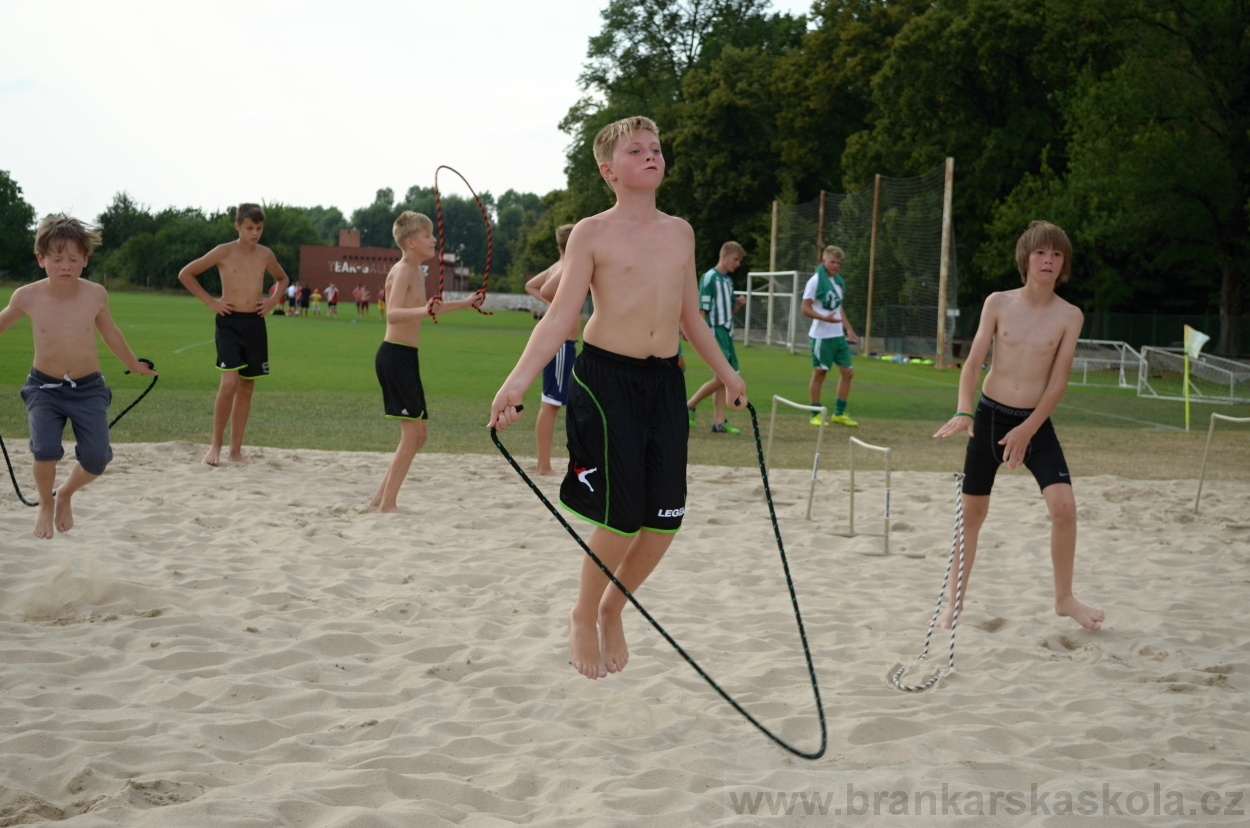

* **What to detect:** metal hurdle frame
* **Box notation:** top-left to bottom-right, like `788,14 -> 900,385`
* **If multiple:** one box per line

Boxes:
1194,413 -> 1250,514
765,395 -> 829,520
832,437 -> 893,556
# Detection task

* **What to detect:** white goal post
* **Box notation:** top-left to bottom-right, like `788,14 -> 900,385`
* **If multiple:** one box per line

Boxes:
741,271 -> 803,352
1137,347 -> 1250,404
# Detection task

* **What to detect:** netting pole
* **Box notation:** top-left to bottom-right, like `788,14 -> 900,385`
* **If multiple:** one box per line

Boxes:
816,190 -> 826,256
936,157 -> 955,369
766,273 -> 776,346
1194,413 -> 1250,514
789,270 -> 801,354
864,174 -> 881,353
769,200 -> 778,273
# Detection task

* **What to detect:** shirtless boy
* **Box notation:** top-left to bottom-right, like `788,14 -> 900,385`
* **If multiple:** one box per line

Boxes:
933,220 -> 1103,631
0,215 -> 157,538
523,223 -> 579,476
489,116 -> 747,680
178,203 -> 289,465
369,211 -> 483,513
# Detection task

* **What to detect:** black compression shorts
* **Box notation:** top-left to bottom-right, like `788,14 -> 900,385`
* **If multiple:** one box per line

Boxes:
559,342 -> 688,536
215,312 -> 270,378
375,341 -> 428,420
962,394 -> 1071,495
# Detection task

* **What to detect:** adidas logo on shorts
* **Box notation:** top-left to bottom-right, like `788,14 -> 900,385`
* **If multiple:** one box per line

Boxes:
401,408 -> 409,416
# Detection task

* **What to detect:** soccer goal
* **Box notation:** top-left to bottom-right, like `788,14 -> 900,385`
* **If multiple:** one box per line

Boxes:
741,271 -> 803,352
1137,347 -> 1250,404
1070,339 -> 1143,388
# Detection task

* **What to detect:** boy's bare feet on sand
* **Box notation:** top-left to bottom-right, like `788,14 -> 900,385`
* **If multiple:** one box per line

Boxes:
203,445 -> 222,466
599,610 -> 629,674
931,608 -> 958,630
34,504 -> 55,539
1056,595 -> 1104,630
569,608 -> 606,679
54,490 -> 75,534
226,450 -> 249,465
536,467 -> 560,477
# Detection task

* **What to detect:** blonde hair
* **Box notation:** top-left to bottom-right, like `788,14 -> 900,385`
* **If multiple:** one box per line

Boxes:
34,214 -> 101,258
555,223 -> 575,254
236,203 -> 265,224
823,245 -> 845,260
392,211 -> 434,247
593,116 -> 660,164
1015,220 -> 1073,283
720,240 -> 746,258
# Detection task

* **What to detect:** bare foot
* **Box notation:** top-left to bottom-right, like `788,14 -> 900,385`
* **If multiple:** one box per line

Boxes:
34,505 -> 54,539
375,504 -> 407,514
536,467 -> 560,477
930,607 -> 958,630
599,610 -> 629,674
203,445 -> 222,466
1056,595 -> 1104,630
569,608 -> 606,679
226,451 -> 249,465
54,490 -> 74,534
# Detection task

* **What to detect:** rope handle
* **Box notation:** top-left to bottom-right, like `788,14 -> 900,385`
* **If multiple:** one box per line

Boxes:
431,165 -> 494,323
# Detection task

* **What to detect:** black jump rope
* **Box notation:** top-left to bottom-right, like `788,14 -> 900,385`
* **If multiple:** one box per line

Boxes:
1,359 -> 158,507
492,401 -> 828,760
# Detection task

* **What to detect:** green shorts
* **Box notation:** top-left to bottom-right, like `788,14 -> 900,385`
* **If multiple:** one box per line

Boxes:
714,326 -> 739,371
810,336 -> 853,371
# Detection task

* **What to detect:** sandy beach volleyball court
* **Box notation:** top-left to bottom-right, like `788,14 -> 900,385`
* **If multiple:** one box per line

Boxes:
2,442 -> 1248,826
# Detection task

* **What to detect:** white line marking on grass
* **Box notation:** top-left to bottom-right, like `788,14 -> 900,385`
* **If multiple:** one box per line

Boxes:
1055,403 -> 1183,431
174,340 -> 214,354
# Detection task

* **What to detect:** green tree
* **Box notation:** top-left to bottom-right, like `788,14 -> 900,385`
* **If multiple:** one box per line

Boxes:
0,170 -> 37,281
350,188 -> 398,249
302,205 -> 348,244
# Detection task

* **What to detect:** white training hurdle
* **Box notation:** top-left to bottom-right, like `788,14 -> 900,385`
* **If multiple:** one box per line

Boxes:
832,437 -> 893,556
1194,413 -> 1250,514
765,395 -> 828,520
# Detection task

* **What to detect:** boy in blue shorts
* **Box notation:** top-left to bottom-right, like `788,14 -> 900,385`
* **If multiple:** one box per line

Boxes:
933,220 -> 1103,631
179,203 -> 289,465
801,245 -> 859,426
490,116 -> 746,680
524,223 -> 579,476
0,214 -> 157,538
685,240 -> 747,433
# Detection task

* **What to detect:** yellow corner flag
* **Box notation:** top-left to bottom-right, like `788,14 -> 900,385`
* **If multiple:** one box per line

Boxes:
1184,325 -> 1210,359
1182,325 -> 1210,431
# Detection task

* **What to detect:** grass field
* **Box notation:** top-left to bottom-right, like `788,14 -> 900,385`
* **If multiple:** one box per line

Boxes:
1,288 -> 1247,481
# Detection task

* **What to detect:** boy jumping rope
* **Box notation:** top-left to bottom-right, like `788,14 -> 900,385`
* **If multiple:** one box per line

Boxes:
0,215 -> 157,538
524,223 -> 579,476
489,116 -> 746,680
369,211 -> 483,513
179,203 -> 289,465
933,220 -> 1103,631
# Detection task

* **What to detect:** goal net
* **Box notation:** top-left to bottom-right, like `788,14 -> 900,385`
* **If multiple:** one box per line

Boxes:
741,271 -> 802,351
769,163 -> 955,360
1137,347 -> 1250,404
1070,339 -> 1143,388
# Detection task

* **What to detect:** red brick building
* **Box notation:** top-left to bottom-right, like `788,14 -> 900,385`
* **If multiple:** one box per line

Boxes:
298,230 -> 472,300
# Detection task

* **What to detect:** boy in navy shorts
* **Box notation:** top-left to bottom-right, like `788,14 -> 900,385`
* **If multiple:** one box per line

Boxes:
933,220 -> 1103,632
490,116 -> 746,680
179,204 -> 289,465
0,215 -> 157,538
368,211 -> 483,513
524,223 -> 579,476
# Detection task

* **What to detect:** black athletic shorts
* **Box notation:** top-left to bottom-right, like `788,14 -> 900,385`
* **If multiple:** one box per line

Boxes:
375,341 -> 428,420
215,312 -> 270,378
962,394 -> 1071,495
559,342 -> 688,536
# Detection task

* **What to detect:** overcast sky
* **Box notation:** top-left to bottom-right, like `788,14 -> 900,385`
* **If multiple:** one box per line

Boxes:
2,0 -> 813,223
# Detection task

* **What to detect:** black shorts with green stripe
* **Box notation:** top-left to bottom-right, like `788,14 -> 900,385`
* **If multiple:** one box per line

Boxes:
559,342 -> 688,535
375,341 -> 428,420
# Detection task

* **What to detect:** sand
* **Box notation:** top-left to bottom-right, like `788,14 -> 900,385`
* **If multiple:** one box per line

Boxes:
1,441 -> 1248,826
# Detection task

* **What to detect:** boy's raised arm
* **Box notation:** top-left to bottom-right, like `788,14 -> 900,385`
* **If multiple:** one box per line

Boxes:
178,246 -> 232,315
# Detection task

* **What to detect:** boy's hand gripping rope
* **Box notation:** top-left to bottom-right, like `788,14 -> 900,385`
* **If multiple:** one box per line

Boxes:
889,472 -> 965,691
1,359 -> 158,508
491,401 -> 828,760
431,165 -> 492,323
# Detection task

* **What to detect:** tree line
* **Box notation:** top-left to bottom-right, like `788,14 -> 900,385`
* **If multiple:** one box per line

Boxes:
550,0 -> 1248,355
0,174 -> 558,297
2,0 -> 1246,353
